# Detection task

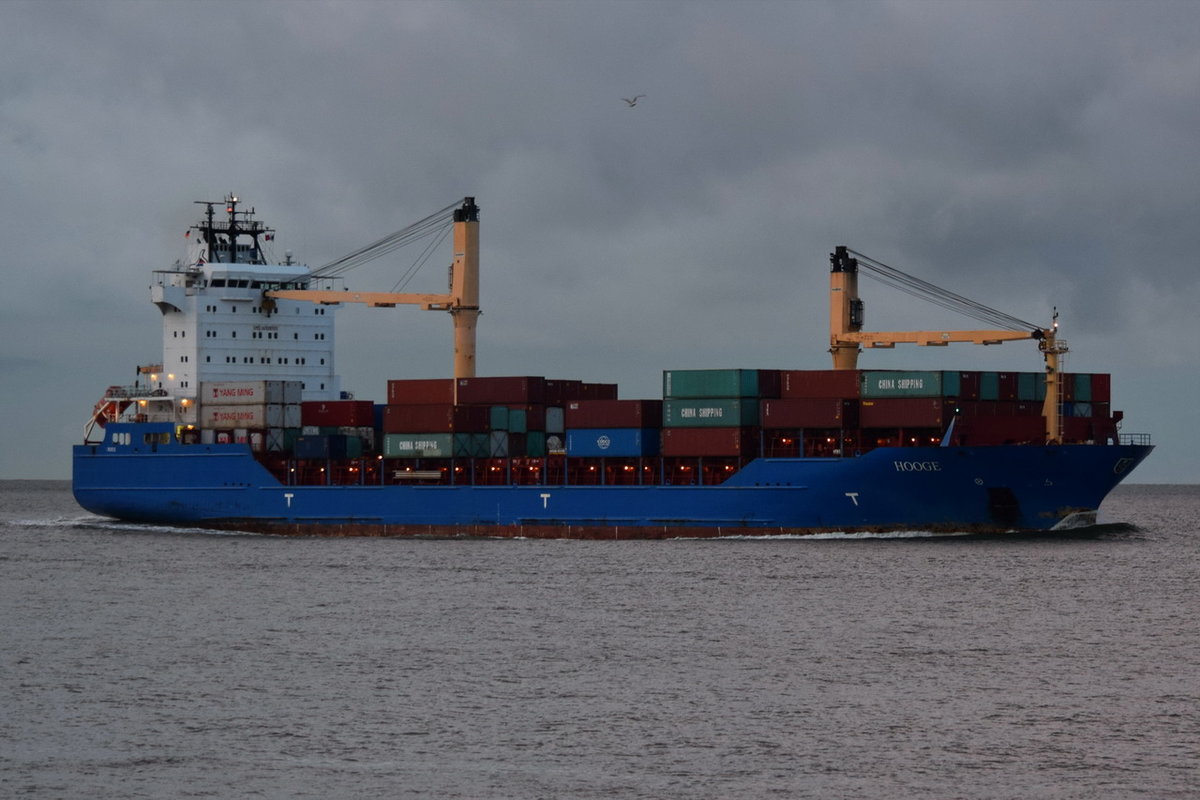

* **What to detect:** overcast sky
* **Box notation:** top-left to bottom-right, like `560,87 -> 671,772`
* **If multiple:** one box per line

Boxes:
3,0 -> 1198,483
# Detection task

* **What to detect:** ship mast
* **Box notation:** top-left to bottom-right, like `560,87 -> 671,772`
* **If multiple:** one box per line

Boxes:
193,193 -> 274,264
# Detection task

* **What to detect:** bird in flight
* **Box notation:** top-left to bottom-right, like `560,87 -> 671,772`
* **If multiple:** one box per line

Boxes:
622,95 -> 646,107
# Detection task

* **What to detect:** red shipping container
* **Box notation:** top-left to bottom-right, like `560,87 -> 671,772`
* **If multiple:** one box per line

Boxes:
860,398 -> 953,428
544,379 -> 583,405
951,371 -> 982,400
780,369 -> 861,399
660,427 -> 760,457
757,369 -> 782,399
996,373 -> 1019,401
301,399 -> 375,427
565,399 -> 663,429
508,404 -> 547,431
387,378 -> 455,405
382,404 -> 490,433
760,398 -> 857,429
957,415 -> 1044,445
1091,373 -> 1112,403
455,376 -> 546,405
579,382 -> 619,400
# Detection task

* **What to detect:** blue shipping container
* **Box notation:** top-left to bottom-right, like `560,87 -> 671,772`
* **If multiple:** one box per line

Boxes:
567,428 -> 660,457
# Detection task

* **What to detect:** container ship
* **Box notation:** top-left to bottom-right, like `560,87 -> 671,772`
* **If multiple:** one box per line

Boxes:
72,196 -> 1153,537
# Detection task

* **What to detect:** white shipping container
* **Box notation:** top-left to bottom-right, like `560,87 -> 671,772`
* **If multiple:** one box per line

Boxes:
201,405 -> 270,429
199,429 -> 215,445
284,381 -> 303,405
202,380 -> 285,406
284,403 -> 302,428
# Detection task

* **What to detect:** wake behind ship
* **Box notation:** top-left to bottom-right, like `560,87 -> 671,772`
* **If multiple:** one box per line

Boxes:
72,196 -> 1153,537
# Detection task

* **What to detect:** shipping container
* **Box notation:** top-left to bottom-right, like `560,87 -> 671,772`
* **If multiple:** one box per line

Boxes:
545,406 -> 565,434
526,431 -> 547,457
979,372 -> 999,401
565,399 -> 663,429
1091,373 -> 1111,403
1073,373 -> 1093,402
294,434 -> 358,460
455,376 -> 546,405
579,382 -> 619,401
488,406 -> 509,431
952,371 -> 981,400
567,428 -> 660,457
760,398 -> 858,429
509,405 -> 545,432
861,370 -> 943,398
997,373 -> 1019,401
1017,372 -> 1038,402
301,399 -> 375,427
663,369 -> 774,399
386,378 -> 456,405
544,379 -> 582,405
663,398 -> 760,427
454,433 -> 489,457
660,427 -> 760,457
266,428 -> 286,452
954,416 -> 1044,446
382,433 -> 456,458
202,380 -> 287,406
860,398 -> 954,428
381,404 -> 490,434
201,404 -> 271,430
779,369 -> 861,399
284,381 -> 303,405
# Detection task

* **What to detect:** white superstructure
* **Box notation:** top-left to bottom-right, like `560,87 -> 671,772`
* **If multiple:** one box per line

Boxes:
140,196 -> 341,426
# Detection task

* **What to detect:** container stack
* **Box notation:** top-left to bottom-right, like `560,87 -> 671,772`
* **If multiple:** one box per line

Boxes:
657,369 -> 779,484
198,380 -> 301,451
216,367 -> 1123,490
298,399 -> 375,458
762,370 -> 861,457
381,376 -> 617,483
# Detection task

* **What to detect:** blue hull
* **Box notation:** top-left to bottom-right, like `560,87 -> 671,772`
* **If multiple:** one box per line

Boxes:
72,433 -> 1153,537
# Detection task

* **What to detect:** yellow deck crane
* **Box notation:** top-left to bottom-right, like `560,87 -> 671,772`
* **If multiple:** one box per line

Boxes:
828,246 -> 1068,443
264,197 -> 481,379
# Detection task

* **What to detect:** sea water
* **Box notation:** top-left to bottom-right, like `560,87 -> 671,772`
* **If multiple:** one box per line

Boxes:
2,482 -> 1197,799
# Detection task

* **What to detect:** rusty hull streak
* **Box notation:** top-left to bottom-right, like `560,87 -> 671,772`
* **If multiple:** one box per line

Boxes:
193,520 -> 1027,539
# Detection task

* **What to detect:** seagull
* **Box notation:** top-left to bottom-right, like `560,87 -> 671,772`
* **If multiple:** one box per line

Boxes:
622,95 -> 646,107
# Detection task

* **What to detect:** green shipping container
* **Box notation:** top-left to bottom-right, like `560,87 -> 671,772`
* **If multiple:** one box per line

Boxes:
980,372 -> 1000,400
526,431 -> 547,457
663,369 -> 761,399
489,406 -> 509,431
1074,373 -> 1092,402
940,371 -> 962,397
383,433 -> 454,458
1012,372 -> 1051,401
453,433 -> 489,457
663,398 -> 759,427
861,370 -> 943,398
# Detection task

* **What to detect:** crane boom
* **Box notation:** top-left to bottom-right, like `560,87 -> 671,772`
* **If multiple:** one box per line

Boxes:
828,246 -> 1067,443
264,197 -> 481,379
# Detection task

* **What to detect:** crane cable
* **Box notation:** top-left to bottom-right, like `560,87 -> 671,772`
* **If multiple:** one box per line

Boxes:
846,249 -> 1043,333
302,199 -> 462,283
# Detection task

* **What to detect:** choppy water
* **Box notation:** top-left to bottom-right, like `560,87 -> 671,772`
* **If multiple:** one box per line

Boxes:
2,481 -> 1197,799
